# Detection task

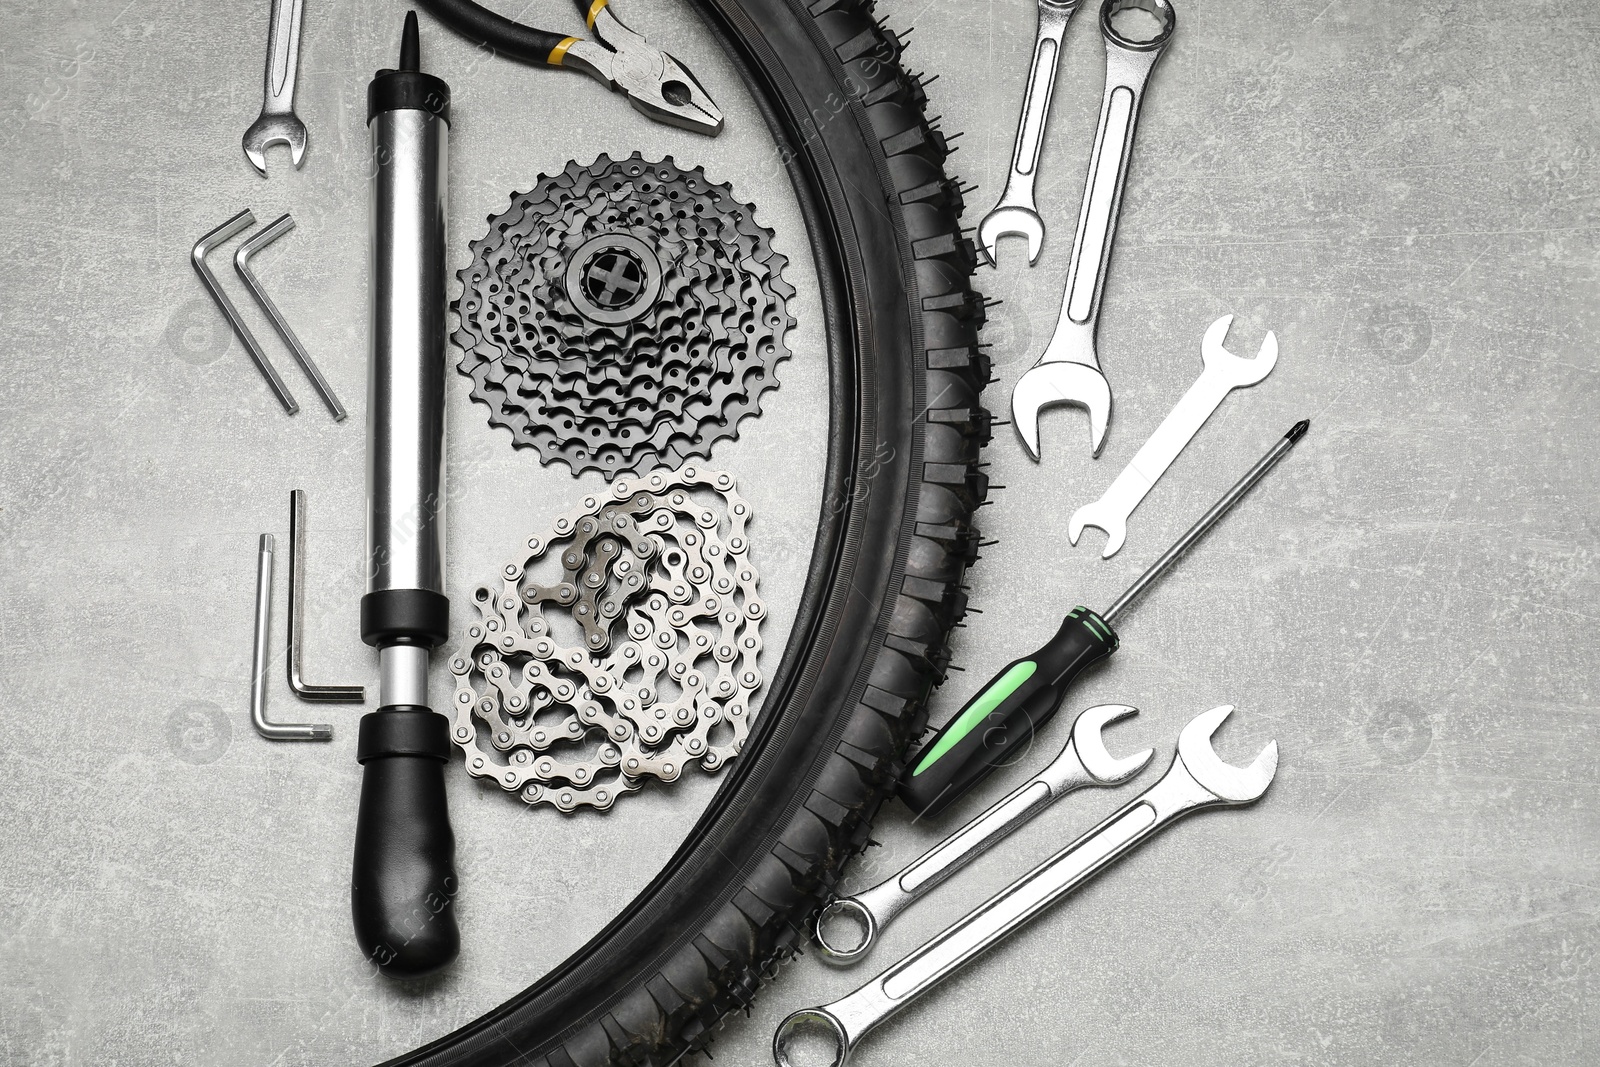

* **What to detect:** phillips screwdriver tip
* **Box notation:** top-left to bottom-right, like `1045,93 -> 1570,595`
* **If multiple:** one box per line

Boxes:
1286,419 -> 1310,443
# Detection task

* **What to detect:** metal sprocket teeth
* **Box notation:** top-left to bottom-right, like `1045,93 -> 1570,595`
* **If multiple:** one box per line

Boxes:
450,466 -> 765,812
454,152 -> 795,480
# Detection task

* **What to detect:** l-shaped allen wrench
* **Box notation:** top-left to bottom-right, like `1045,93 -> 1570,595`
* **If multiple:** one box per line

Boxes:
250,490 -> 366,740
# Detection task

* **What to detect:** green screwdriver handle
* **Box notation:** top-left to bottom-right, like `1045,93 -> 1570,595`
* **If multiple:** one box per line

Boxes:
898,607 -> 1119,818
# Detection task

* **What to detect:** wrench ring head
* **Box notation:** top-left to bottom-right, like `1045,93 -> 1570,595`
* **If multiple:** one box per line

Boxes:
1100,0 -> 1177,52
1071,704 -> 1154,783
1177,705 -> 1279,803
978,205 -> 1046,267
774,1008 -> 852,1067
812,897 -> 879,964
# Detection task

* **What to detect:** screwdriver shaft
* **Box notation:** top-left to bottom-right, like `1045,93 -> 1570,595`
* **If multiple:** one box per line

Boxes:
1102,420 -> 1307,624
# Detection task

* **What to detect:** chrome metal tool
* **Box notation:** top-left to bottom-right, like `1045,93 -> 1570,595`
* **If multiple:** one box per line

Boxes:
191,210 -> 299,415
976,0 -> 1082,267
250,534 -> 334,741
813,704 -> 1150,964
286,490 -> 365,703
1070,314 -> 1279,557
236,216 -> 348,421
242,0 -> 308,175
775,706 -> 1279,1067
1011,0 -> 1176,461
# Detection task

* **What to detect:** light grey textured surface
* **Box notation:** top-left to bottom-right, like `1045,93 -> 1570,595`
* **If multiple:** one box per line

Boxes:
1,0 -> 1595,1065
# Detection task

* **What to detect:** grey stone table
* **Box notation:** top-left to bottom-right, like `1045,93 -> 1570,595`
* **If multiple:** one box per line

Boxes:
0,0 -> 1593,1064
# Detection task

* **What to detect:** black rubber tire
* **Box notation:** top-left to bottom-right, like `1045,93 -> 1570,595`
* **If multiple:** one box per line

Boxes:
392,0 -> 988,1062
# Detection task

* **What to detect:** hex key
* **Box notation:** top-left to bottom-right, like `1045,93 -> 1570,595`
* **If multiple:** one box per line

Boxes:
251,533 -> 332,740
192,210 -> 298,414
236,216 -> 348,421
287,490 -> 365,703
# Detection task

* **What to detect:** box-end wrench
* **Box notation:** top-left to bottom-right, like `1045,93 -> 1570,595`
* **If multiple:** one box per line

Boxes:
242,0 -> 308,175
1011,0 -> 1175,462
976,0 -> 1083,267
814,704 -> 1150,965
774,705 -> 1277,1067
1070,314 -> 1278,557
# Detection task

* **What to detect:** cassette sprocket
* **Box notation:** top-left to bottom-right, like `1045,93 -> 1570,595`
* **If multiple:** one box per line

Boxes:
454,153 -> 795,479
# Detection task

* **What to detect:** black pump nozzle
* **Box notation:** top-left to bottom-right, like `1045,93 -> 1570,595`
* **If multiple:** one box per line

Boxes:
367,10 -> 450,125
399,10 -> 420,72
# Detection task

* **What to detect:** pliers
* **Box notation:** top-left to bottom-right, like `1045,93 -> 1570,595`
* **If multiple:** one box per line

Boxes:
419,0 -> 724,135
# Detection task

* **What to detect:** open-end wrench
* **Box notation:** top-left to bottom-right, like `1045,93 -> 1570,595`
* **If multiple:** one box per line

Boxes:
774,705 -> 1277,1067
1070,314 -> 1278,557
242,0 -> 308,175
976,0 -> 1083,267
191,210 -> 299,414
1012,0 -> 1176,461
813,704 -> 1151,965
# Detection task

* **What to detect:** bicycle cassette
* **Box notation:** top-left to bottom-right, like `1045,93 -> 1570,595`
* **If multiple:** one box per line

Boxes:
454,153 -> 795,479
449,466 -> 765,812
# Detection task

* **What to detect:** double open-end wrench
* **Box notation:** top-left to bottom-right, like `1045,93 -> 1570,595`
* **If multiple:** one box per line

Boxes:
242,0 -> 308,175
976,0 -> 1083,267
1012,0 -> 1176,461
774,706 -> 1277,1067
1070,314 -> 1278,557
814,704 -> 1151,964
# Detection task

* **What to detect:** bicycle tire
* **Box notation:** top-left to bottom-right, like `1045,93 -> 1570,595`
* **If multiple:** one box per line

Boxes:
394,0 -> 989,1061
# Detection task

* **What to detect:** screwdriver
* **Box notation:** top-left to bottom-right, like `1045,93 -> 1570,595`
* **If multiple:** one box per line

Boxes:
900,420 -> 1309,818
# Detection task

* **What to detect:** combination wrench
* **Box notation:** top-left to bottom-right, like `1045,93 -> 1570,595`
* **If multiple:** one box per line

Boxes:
813,704 -> 1152,964
1070,314 -> 1279,557
774,705 -> 1277,1067
1011,0 -> 1175,462
242,0 -> 308,175
976,0 -> 1083,267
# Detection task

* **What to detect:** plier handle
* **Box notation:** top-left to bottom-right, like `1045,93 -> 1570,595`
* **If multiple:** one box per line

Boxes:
419,0 -> 724,135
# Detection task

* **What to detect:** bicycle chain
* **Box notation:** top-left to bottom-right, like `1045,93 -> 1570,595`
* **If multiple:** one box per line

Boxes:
454,153 -> 795,479
448,467 -> 764,812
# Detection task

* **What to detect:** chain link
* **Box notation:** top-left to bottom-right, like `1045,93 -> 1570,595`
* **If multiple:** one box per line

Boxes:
449,466 -> 765,812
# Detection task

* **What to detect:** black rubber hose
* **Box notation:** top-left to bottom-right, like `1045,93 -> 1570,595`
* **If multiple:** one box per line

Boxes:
417,0 -> 569,66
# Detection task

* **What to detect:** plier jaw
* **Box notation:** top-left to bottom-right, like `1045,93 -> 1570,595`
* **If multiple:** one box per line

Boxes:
561,5 -> 725,135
